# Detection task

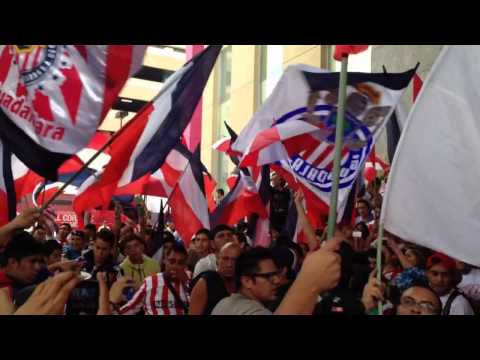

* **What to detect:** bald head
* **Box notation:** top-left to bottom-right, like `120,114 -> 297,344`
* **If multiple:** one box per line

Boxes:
218,243 -> 242,279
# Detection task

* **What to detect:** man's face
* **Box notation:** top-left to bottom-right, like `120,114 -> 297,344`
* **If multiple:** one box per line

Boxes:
356,202 -> 369,218
218,246 -> 241,279
405,249 -> 420,267
164,251 -> 186,280
166,222 -> 176,232
8,255 -> 44,284
70,235 -> 85,252
58,225 -> 71,240
84,229 -> 96,242
33,229 -> 46,243
47,249 -> 62,266
93,238 -> 112,266
270,173 -> 282,188
214,230 -> 233,251
243,259 -> 281,303
427,263 -> 454,296
124,240 -> 145,262
397,286 -> 441,315
163,242 -> 174,258
269,228 -> 280,243
194,234 -> 211,256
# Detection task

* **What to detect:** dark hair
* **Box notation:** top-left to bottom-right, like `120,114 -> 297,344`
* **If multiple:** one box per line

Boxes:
84,223 -> 97,233
212,225 -> 233,239
354,221 -> 370,240
235,221 -> 249,234
357,199 -> 371,211
165,242 -> 187,258
271,246 -> 295,280
163,231 -> 176,245
70,229 -> 85,240
144,228 -> 154,238
95,229 -> 115,247
195,228 -> 212,240
122,234 -> 145,247
216,188 -> 225,196
235,247 -> 275,289
60,223 -> 72,230
43,240 -> 62,257
392,283 -> 442,312
233,231 -> 247,245
32,225 -> 45,233
404,246 -> 426,269
2,232 -> 44,265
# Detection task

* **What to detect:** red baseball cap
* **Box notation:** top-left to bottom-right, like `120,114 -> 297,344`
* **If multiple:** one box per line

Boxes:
426,252 -> 457,272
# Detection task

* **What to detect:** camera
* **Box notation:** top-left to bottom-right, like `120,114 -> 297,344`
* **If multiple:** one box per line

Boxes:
65,279 -> 99,315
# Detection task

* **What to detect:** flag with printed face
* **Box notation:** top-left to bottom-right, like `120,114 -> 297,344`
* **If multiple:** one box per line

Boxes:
0,45 -> 146,180
233,64 -> 415,221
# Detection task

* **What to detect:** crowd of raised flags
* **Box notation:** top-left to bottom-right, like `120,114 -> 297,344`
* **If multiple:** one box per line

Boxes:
0,45 -> 480,315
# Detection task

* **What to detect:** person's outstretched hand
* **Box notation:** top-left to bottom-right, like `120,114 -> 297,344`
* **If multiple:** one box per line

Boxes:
361,270 -> 385,314
109,277 -> 135,306
14,271 -> 81,315
299,234 -> 343,294
11,207 -> 42,230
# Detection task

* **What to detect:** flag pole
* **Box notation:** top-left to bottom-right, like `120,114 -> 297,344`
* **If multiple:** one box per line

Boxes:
376,221 -> 384,315
37,75 -> 174,213
326,55 -> 349,239
38,134 -> 118,212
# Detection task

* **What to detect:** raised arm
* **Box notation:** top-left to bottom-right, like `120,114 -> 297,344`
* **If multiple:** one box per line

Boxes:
293,189 -> 317,252
0,207 -> 41,249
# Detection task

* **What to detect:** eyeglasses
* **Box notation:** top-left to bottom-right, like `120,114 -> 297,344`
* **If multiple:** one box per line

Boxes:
400,296 -> 438,314
249,270 -> 282,284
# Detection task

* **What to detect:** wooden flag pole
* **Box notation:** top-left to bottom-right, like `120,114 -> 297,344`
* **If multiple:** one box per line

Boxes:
326,55 -> 349,239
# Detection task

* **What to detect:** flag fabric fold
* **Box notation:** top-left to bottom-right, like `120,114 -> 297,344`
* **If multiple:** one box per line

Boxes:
382,46 -> 480,266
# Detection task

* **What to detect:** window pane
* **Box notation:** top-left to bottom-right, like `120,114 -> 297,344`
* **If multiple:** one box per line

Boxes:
260,45 -> 283,103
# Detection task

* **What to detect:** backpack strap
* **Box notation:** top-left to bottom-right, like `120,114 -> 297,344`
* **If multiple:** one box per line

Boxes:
442,289 -> 461,315
163,274 -> 189,313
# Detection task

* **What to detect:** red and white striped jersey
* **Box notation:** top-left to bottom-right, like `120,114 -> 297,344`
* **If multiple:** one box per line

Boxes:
120,273 -> 190,315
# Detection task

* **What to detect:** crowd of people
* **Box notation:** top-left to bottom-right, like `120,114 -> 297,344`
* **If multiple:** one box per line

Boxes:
0,171 -> 479,316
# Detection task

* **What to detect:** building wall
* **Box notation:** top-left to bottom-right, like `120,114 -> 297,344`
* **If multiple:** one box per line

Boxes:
371,45 -> 444,160
201,45 -> 329,188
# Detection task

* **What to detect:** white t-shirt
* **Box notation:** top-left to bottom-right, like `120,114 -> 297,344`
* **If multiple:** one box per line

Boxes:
440,289 -> 475,315
193,253 -> 217,279
458,268 -> 480,302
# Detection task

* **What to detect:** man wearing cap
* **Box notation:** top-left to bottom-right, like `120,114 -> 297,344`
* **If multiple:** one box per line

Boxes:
426,252 -> 474,315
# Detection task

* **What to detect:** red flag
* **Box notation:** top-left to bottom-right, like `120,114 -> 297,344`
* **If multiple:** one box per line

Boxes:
334,45 -> 369,61
412,73 -> 423,102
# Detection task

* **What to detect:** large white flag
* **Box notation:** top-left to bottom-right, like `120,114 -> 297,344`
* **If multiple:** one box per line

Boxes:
382,45 -> 480,266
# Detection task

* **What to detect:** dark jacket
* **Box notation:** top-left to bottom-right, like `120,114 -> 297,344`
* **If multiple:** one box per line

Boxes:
82,249 -> 120,286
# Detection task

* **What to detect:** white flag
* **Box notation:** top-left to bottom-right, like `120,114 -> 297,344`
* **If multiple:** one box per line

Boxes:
382,45 -> 480,266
